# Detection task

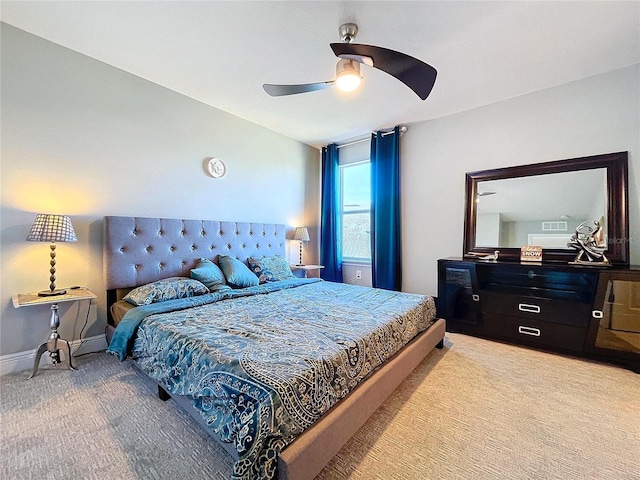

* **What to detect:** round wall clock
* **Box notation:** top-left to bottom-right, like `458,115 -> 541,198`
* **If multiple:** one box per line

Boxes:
206,158 -> 226,178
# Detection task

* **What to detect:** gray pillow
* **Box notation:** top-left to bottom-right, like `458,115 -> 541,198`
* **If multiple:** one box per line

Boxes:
218,255 -> 260,288
247,255 -> 295,283
123,277 -> 209,306
190,258 -> 231,293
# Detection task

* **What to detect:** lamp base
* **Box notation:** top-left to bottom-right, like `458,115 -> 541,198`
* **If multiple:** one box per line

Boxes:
38,289 -> 67,297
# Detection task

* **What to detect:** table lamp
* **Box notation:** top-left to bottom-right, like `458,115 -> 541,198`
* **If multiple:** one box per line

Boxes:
27,214 -> 78,296
294,227 -> 310,266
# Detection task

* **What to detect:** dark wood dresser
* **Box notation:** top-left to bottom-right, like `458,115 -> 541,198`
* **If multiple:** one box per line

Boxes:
438,258 -> 640,372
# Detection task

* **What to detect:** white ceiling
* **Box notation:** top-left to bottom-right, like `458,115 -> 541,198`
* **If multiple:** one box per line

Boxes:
1,1 -> 639,147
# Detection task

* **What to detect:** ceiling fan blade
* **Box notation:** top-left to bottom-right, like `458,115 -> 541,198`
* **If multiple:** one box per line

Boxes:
331,43 -> 437,100
263,81 -> 334,97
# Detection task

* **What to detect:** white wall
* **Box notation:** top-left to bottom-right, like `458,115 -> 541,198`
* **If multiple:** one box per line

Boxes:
402,64 -> 640,296
476,213 -> 501,247
0,24 -> 320,356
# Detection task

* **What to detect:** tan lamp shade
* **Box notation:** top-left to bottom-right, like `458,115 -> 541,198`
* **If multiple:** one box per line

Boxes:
27,214 -> 78,243
293,227 -> 310,242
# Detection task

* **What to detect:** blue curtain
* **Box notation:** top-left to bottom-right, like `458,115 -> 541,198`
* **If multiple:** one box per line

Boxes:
370,126 -> 401,291
320,143 -> 343,282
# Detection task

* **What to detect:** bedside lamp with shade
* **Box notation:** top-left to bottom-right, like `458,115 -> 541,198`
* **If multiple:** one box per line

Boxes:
27,214 -> 78,296
293,227 -> 310,266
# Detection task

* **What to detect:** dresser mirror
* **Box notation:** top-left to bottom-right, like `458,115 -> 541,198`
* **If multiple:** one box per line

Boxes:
463,151 -> 629,265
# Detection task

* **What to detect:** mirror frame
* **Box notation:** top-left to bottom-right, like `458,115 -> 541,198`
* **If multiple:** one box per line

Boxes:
463,151 -> 629,265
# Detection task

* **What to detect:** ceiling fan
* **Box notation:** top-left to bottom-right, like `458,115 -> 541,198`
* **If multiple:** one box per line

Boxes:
263,23 -> 437,100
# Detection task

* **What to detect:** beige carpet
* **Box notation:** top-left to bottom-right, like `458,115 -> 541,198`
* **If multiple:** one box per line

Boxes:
2,333 -> 639,479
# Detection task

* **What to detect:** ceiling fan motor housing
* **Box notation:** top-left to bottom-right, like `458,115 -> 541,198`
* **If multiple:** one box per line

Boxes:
339,23 -> 358,43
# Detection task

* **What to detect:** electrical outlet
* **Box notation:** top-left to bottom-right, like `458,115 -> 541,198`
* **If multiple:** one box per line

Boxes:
355,270 -> 362,280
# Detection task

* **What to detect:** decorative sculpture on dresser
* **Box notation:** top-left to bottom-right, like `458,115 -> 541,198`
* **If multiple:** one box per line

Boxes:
567,216 -> 609,265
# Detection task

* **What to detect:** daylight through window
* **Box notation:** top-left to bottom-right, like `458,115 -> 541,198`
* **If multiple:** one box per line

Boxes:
340,161 -> 371,261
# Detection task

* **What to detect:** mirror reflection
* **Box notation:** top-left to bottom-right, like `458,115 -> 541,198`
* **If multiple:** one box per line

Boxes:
475,168 -> 607,249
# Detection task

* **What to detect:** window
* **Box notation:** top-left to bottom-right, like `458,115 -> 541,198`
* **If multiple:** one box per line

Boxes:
340,161 -> 371,261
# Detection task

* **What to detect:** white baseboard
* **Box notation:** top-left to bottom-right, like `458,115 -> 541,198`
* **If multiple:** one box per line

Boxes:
0,334 -> 108,376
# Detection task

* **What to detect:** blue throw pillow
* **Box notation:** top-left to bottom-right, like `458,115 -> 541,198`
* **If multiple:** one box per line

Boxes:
190,258 -> 231,293
218,255 -> 260,288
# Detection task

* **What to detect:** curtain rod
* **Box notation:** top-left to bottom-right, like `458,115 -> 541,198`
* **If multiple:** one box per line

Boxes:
336,125 -> 407,149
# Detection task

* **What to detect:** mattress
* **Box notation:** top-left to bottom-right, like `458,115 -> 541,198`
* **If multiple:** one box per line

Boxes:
110,300 -> 134,325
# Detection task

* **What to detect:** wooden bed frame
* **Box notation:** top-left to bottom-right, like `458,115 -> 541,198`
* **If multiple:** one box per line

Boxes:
103,215 -> 446,480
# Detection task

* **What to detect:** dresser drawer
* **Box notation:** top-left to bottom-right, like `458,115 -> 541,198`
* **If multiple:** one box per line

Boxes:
476,264 -> 598,302
481,291 -> 591,328
483,313 -> 587,352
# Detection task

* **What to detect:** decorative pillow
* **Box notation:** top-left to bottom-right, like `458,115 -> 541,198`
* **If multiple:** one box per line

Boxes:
247,255 -> 295,283
123,277 -> 209,306
190,258 -> 231,293
218,255 -> 260,288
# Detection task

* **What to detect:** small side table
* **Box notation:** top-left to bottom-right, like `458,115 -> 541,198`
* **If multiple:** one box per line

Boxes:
290,264 -> 325,278
12,287 -> 96,378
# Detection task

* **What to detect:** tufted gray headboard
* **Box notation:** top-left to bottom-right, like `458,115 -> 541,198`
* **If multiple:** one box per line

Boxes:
103,216 -> 287,323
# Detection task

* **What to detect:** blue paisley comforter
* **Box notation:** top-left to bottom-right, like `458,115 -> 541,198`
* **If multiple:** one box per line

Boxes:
108,278 -> 436,480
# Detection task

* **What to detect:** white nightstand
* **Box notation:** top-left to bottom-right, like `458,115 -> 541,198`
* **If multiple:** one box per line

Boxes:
13,287 -> 96,378
290,265 -> 325,278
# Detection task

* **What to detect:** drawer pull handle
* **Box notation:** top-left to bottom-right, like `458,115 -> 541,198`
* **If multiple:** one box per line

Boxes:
592,310 -> 603,319
519,303 -> 541,314
518,326 -> 541,337
472,294 -> 480,302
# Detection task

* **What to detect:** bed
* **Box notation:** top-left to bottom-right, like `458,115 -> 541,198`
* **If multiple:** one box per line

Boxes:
103,215 -> 446,480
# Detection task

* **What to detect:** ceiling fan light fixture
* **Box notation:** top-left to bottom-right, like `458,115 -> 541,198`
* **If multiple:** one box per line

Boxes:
263,22 -> 437,99
335,59 -> 362,92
